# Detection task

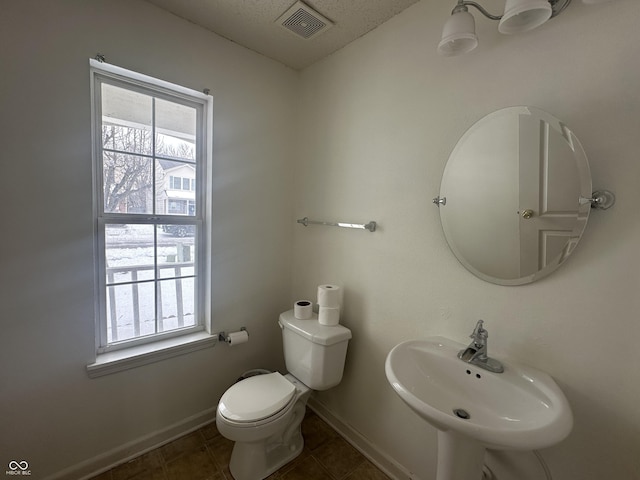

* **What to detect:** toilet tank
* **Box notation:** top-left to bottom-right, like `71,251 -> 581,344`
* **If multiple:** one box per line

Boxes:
278,310 -> 352,390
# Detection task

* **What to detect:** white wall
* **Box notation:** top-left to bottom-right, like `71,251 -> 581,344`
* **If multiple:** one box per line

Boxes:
0,1 -> 296,478
2,1 -> 639,479
294,1 -> 640,479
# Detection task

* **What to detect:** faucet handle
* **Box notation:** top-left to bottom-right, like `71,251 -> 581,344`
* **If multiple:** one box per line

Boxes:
470,319 -> 487,340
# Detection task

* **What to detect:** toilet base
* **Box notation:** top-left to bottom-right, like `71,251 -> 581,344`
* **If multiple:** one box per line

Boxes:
227,386 -> 309,480
229,429 -> 303,480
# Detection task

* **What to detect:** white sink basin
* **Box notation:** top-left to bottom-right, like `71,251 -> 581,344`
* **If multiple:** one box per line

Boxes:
385,337 -> 573,451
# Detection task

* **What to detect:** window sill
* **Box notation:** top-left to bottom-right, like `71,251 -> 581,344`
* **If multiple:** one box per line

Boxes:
87,332 -> 217,378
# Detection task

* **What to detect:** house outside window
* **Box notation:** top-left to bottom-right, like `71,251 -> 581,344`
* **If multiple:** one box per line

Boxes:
90,59 -> 213,356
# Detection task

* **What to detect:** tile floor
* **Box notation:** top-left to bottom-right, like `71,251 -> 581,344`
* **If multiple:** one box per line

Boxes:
89,410 -> 391,480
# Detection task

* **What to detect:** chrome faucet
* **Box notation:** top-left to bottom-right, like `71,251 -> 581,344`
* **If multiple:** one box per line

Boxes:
458,320 -> 504,373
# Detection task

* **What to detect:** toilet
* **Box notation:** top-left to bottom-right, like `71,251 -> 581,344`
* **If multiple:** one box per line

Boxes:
216,309 -> 352,480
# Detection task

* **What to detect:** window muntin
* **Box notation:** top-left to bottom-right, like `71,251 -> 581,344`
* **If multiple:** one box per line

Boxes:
92,66 -> 209,353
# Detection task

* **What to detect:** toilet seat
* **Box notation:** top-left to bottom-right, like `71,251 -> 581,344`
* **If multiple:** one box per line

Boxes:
218,372 -> 296,423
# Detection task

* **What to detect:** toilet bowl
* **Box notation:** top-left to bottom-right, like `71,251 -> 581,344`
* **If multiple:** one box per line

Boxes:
216,310 -> 351,480
216,373 -> 310,480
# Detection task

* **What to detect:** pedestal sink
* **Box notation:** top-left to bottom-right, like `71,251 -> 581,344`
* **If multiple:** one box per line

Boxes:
385,337 -> 572,480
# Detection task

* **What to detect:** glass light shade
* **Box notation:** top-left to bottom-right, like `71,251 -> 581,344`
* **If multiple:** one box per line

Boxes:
437,10 -> 478,57
498,0 -> 552,34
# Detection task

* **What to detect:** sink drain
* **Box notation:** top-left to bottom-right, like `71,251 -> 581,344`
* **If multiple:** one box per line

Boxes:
453,408 -> 470,419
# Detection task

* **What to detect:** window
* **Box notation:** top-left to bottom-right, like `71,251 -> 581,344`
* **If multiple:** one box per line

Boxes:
167,175 -> 196,191
90,59 -> 212,357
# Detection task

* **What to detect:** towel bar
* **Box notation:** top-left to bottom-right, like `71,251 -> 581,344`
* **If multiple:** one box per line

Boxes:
296,217 -> 377,232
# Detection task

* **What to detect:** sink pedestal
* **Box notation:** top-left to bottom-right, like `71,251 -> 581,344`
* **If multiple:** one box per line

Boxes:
436,431 -> 485,480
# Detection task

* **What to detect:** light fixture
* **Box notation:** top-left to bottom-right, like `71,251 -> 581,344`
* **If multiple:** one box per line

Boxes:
499,0 -> 552,34
437,4 -> 479,56
438,0 -> 573,56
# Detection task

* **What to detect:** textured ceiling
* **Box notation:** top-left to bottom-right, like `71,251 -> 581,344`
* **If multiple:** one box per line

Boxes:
144,0 -> 421,70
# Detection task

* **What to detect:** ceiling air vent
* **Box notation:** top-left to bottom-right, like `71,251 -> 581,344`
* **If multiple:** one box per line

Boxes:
276,1 -> 333,40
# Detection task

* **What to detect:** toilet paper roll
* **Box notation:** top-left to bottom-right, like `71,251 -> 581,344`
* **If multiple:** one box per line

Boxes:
226,330 -> 249,346
318,306 -> 340,326
317,284 -> 341,308
294,300 -> 313,319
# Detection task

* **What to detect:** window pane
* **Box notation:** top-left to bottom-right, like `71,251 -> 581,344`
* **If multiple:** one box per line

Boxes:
103,223 -> 199,343
106,282 -> 156,343
156,160 -> 196,216
101,83 -> 153,156
158,278 -> 195,332
156,98 -> 196,162
103,153 -> 153,214
105,224 -> 156,284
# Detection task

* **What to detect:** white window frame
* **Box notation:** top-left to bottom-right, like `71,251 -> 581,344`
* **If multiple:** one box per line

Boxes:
87,59 -> 214,376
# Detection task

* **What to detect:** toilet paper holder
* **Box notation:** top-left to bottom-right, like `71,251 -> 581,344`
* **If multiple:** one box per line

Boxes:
218,327 -> 248,344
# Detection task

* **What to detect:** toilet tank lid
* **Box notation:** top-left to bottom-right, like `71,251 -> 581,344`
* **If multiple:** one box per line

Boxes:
279,310 -> 352,346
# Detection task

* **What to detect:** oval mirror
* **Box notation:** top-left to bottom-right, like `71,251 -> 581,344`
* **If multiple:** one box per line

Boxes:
437,106 -> 592,285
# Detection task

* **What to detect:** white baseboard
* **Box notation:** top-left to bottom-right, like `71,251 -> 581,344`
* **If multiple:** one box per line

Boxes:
46,400 -> 411,480
307,397 -> 414,480
45,407 -> 217,480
